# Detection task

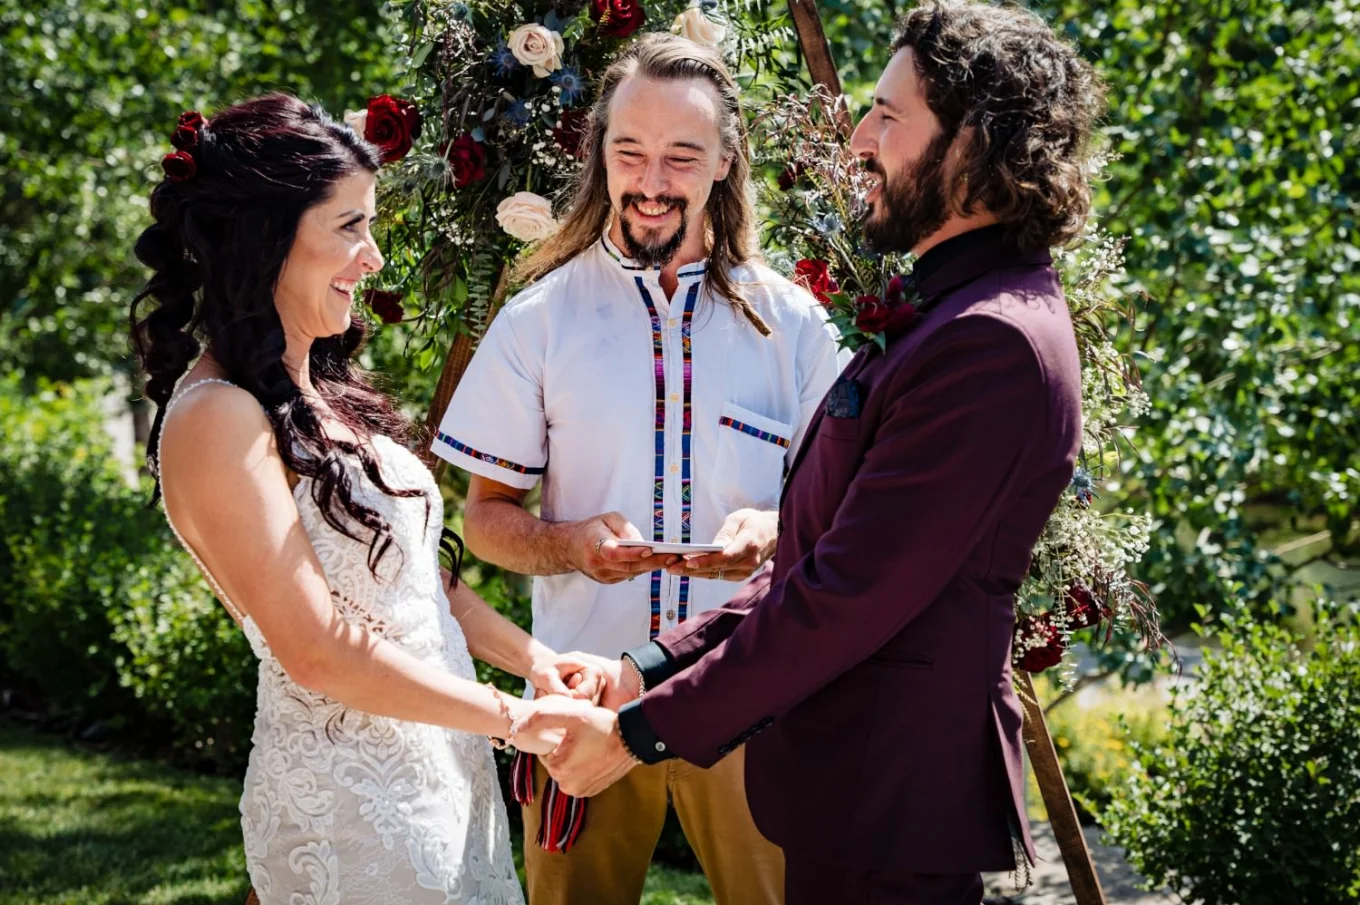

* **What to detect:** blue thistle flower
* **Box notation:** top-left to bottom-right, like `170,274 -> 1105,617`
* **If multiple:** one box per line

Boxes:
550,66 -> 587,107
489,43 -> 520,78
811,211 -> 844,236
502,99 -> 532,128
1070,467 -> 1096,505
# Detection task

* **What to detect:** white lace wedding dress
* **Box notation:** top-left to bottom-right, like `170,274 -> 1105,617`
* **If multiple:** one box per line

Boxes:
158,378 -> 524,905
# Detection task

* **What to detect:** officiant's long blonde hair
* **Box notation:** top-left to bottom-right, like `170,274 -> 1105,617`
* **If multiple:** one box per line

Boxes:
514,35 -> 770,335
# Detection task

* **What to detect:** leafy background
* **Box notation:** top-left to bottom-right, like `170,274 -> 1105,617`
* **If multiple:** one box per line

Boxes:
1,0 -> 1358,901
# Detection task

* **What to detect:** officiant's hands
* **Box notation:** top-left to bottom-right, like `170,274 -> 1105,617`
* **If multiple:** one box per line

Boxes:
668,508 -> 777,581
571,512 -> 681,584
531,705 -> 639,797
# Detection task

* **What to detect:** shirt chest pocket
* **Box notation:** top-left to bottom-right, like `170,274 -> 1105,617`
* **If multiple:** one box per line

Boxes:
712,401 -> 794,513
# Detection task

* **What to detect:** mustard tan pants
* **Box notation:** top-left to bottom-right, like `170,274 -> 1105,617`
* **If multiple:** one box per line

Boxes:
522,747 -> 784,905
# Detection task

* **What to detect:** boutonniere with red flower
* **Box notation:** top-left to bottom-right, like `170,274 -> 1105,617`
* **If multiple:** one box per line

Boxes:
802,263 -> 925,354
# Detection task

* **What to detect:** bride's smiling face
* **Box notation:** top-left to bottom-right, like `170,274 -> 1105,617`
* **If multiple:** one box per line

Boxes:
274,170 -> 384,340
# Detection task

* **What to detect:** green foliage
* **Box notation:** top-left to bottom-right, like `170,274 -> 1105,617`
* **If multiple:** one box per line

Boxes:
1030,0 -> 1360,631
109,553 -> 256,769
0,0 -> 400,384
1102,608 -> 1360,904
0,376 -> 254,768
0,376 -> 151,716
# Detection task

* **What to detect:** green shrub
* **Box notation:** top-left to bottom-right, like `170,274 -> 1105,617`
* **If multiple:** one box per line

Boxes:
0,377 -> 149,717
0,376 -> 255,768
109,551 -> 256,770
1102,608 -> 1360,904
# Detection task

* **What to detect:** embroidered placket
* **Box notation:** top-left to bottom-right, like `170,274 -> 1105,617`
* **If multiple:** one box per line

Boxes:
635,277 -> 701,638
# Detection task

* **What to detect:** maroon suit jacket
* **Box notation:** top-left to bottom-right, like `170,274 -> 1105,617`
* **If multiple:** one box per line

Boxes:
619,226 -> 1082,873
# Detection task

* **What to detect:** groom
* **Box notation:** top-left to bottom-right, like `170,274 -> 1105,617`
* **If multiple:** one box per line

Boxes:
535,2 -> 1104,901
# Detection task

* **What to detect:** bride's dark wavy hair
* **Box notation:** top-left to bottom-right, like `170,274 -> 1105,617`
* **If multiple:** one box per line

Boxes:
130,92 -> 429,577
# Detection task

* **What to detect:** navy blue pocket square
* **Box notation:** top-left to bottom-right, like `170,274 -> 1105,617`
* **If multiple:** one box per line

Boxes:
825,376 -> 863,419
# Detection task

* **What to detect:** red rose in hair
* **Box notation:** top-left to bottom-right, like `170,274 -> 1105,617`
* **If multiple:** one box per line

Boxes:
793,259 -> 838,306
177,111 -> 205,130
1016,613 -> 1066,673
591,0 -> 645,38
552,109 -> 591,159
364,289 -> 405,325
440,135 -> 487,189
171,125 -> 199,150
365,94 -> 423,164
161,150 -> 197,182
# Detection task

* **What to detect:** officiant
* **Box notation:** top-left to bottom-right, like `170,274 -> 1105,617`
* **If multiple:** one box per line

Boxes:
430,34 -> 844,905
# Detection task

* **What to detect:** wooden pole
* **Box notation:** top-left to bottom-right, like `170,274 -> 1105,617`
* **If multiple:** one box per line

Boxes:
1018,671 -> 1109,904
783,4 -> 1108,903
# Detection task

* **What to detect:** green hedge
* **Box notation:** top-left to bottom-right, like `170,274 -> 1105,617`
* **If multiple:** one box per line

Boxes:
1102,609 -> 1360,904
0,376 -> 255,768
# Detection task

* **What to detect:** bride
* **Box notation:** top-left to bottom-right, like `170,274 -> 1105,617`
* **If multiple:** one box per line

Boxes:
129,93 -> 599,904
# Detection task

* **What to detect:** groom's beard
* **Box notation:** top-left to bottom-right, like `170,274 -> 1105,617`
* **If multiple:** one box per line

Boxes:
618,193 -> 690,269
860,130 -> 954,255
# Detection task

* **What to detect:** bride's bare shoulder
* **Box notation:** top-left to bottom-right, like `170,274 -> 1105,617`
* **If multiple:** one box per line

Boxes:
159,381 -> 282,487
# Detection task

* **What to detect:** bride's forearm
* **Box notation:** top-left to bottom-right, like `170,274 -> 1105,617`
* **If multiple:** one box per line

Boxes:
292,614 -> 527,736
443,571 -> 551,680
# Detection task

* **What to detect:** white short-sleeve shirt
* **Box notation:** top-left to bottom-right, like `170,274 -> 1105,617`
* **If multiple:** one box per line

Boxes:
433,234 -> 846,660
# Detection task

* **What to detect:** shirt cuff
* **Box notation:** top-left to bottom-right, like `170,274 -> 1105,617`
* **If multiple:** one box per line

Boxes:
617,699 -> 675,765
622,642 -> 678,691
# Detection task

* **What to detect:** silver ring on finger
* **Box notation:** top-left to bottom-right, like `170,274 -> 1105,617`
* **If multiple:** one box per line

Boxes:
594,538 -> 606,556
717,569 -> 725,580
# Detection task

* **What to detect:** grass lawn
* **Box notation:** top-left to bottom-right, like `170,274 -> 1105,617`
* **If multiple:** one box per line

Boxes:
0,725 -> 714,905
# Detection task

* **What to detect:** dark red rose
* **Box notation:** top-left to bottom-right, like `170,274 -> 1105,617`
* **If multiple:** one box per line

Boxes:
777,161 -> 806,192
364,289 -> 405,325
1016,613 -> 1066,673
854,294 -> 895,334
161,150 -> 197,182
439,135 -> 487,189
552,109 -> 591,159
365,94 -> 423,164
171,125 -> 199,150
591,0 -> 645,37
793,259 -> 838,307
177,111 -> 205,130
1064,584 -> 1108,630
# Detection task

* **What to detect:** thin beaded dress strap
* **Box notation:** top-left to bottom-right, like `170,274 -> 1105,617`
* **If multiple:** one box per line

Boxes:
157,377 -> 251,627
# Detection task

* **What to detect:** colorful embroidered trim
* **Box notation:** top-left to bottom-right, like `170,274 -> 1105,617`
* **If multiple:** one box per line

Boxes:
678,281 -> 700,625
433,431 -> 544,475
719,416 -> 792,449
635,278 -> 702,637
603,237 -> 707,276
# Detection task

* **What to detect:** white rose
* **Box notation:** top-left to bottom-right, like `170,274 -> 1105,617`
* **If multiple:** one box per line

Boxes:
671,7 -> 726,47
344,109 -> 368,135
507,24 -> 565,78
496,192 -> 559,242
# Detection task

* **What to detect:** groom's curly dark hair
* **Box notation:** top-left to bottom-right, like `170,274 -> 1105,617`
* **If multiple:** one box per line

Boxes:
893,1 -> 1105,251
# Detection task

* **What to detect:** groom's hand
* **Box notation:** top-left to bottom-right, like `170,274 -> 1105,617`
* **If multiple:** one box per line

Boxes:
534,705 -> 639,797
668,508 -> 777,581
544,652 -> 640,711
